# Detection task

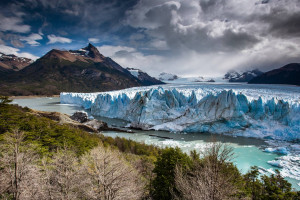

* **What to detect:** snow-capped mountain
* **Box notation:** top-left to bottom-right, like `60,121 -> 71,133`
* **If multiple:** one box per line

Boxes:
0,43 -> 161,96
0,52 -> 33,72
158,72 -> 179,81
126,68 -> 164,86
158,73 -> 227,83
224,69 -> 263,82
158,72 -> 232,83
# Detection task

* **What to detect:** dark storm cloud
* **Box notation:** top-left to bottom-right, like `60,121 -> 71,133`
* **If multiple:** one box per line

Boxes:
267,12 -> 300,38
0,0 -> 139,43
126,0 -> 262,53
20,0 -> 138,36
0,0 -> 299,76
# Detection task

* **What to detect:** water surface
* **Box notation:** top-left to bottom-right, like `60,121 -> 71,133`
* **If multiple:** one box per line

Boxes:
12,96 -> 300,190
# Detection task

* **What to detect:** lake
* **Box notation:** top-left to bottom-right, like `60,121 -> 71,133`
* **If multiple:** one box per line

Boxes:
12,96 -> 300,190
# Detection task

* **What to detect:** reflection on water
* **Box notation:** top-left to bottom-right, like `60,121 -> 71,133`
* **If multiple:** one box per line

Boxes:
11,97 -> 300,190
12,97 -> 85,115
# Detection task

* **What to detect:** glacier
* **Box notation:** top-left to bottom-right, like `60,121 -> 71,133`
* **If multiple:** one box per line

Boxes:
60,83 -> 300,141
61,83 -> 300,188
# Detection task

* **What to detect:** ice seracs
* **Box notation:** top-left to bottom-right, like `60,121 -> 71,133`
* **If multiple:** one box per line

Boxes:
61,84 -> 300,141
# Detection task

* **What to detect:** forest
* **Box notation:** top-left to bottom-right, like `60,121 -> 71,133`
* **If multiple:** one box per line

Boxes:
0,96 -> 299,200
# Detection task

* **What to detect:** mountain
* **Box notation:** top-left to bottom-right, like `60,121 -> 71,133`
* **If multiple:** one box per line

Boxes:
0,52 -> 33,73
157,73 -> 225,83
158,72 -> 179,81
223,70 -> 240,80
0,43 -> 159,96
224,69 -> 263,82
249,63 -> 300,86
127,68 -> 164,86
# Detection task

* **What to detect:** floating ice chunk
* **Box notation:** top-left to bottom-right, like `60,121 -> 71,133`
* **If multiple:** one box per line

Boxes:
290,145 -> 300,151
258,167 -> 276,175
267,160 -> 283,168
268,155 -> 300,181
264,147 -> 289,155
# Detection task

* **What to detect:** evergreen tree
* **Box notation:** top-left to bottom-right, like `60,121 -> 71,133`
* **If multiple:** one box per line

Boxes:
0,96 -> 12,106
261,170 -> 295,200
152,147 -> 191,200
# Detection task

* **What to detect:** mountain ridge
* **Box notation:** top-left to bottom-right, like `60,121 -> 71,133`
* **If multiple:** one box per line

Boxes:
0,52 -> 33,73
127,68 -> 164,86
0,43 -> 162,96
224,69 -> 263,82
249,63 -> 300,85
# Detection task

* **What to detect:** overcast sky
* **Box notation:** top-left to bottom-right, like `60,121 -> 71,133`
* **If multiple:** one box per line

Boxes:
0,0 -> 299,76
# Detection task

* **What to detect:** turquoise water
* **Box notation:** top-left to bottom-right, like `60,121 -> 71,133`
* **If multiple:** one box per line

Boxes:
101,131 -> 277,173
12,97 -> 300,190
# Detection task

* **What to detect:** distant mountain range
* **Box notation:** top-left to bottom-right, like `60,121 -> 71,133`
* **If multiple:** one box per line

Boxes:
0,52 -> 33,73
158,72 -> 179,81
158,64 -> 300,86
249,63 -> 300,86
224,69 -> 263,82
0,43 -> 162,96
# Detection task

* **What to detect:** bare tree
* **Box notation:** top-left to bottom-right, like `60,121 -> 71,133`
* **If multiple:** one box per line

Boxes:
81,146 -> 144,200
0,129 -> 43,200
133,156 -> 155,198
41,148 -> 83,200
173,142 -> 240,200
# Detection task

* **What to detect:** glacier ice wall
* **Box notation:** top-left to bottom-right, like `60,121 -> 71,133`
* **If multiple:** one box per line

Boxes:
61,86 -> 300,141
60,92 -> 99,109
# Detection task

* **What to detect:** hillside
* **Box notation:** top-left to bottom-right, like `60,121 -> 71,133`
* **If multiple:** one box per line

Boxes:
249,63 -> 300,85
127,68 -> 163,85
0,44 -> 161,96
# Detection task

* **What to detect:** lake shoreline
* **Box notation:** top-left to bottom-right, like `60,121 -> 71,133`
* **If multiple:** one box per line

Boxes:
9,95 -> 60,99
11,96 -> 300,190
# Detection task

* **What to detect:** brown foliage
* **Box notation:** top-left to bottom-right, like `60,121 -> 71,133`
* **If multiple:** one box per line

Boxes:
0,129 -> 43,200
81,146 -> 145,200
173,142 -> 241,200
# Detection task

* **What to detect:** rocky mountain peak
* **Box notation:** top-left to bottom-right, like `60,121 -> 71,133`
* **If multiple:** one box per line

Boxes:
82,43 -> 105,61
41,44 -> 105,63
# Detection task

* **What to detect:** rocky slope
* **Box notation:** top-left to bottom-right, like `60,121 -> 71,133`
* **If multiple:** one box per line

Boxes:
249,63 -> 300,86
127,68 -> 164,85
0,43 -> 160,96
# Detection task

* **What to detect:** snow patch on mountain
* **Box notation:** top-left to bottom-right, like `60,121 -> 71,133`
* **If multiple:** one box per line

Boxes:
127,68 -> 141,78
158,72 -> 179,81
224,69 -> 263,82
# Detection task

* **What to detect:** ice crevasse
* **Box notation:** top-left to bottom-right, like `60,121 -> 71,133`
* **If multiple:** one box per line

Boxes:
61,87 -> 300,141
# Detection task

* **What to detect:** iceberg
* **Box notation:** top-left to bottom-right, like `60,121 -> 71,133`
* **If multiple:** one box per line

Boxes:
268,155 -> 300,181
60,84 -> 300,141
264,147 -> 289,155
